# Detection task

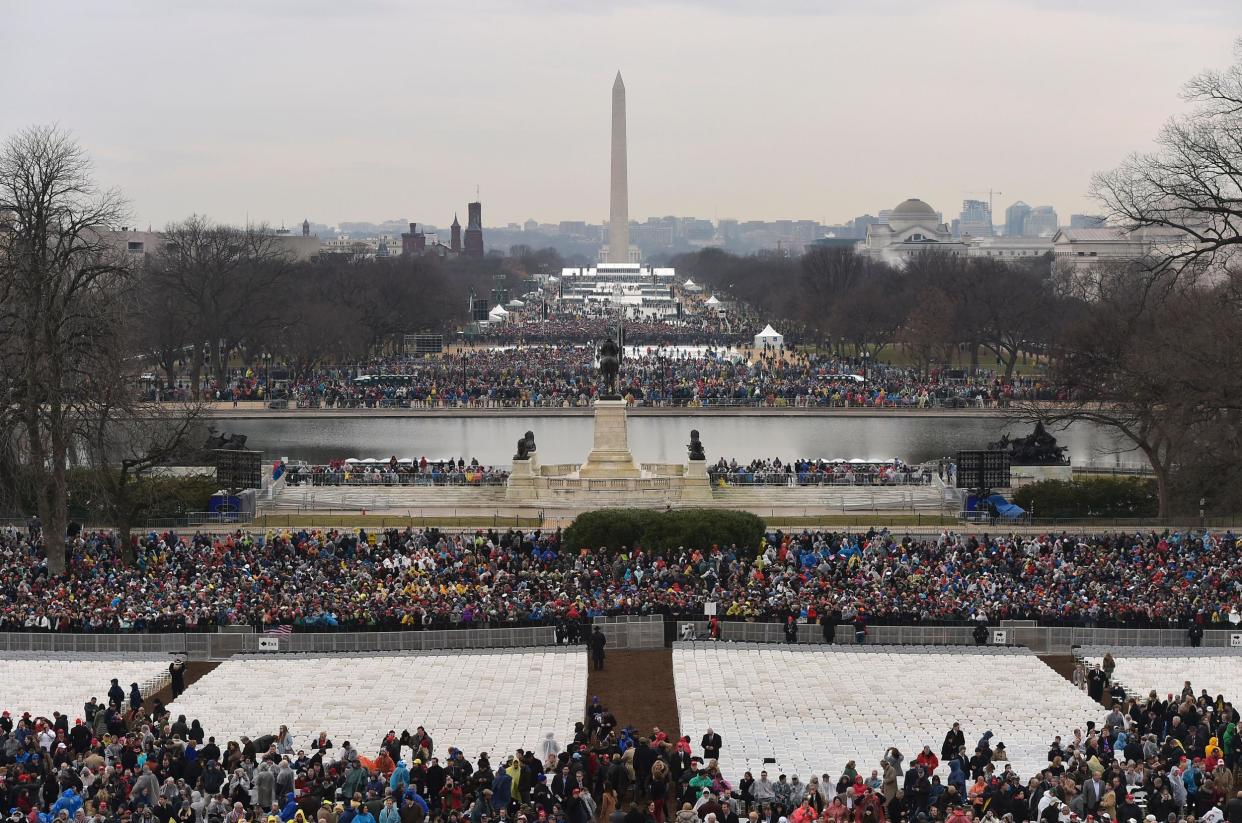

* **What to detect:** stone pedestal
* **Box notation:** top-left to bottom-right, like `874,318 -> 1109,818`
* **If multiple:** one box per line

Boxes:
506,458 -> 539,499
682,458 -> 713,501
579,399 -> 640,478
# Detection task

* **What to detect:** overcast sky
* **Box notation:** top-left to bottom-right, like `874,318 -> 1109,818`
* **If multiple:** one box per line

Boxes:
3,0 -> 1240,230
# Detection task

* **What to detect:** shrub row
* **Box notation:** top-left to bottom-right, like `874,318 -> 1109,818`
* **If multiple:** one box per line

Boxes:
1011,476 -> 1158,518
562,508 -> 765,555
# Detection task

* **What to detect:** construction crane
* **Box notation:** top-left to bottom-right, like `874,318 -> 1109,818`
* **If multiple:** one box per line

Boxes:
963,189 -> 1004,218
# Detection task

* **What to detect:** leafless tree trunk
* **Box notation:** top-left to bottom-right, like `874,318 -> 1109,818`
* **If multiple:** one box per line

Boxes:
0,125 -> 131,574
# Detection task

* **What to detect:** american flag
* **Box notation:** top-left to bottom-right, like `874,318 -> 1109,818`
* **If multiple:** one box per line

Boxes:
263,624 -> 293,637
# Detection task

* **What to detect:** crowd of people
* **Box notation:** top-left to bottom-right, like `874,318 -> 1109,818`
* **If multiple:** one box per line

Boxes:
283,460 -> 509,488
1,526 -> 1241,633
2,658 -> 1239,823
148,347 -> 1056,412
706,460 -> 932,487
468,309 -> 752,347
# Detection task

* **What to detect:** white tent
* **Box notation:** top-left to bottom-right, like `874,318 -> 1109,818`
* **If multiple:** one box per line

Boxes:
487,305 -> 509,322
683,278 -> 702,292
704,295 -> 720,306
754,323 -> 784,348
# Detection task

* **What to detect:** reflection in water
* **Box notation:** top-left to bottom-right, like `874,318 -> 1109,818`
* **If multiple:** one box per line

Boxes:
219,415 -> 1134,467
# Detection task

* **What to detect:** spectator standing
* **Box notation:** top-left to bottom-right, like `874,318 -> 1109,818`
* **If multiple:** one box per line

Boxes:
592,627 -> 608,672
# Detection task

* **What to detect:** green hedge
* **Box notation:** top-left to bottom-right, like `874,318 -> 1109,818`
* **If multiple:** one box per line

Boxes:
562,508 -> 765,555
1011,476 -> 1158,518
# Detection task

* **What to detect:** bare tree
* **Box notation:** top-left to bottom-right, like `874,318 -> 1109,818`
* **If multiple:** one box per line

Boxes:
1091,38 -> 1242,280
0,126 -> 131,573
1018,263 -> 1242,518
146,216 -> 291,396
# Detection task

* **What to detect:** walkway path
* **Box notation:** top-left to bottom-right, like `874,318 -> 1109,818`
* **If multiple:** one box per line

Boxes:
587,649 -> 680,742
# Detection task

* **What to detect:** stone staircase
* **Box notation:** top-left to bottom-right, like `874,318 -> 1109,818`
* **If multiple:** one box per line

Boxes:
267,485 -> 508,511
265,482 -> 947,514
713,484 -> 944,511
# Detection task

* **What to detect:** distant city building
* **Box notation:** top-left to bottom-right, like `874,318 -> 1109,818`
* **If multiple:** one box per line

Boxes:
523,218 -> 538,232
1070,214 -> 1107,229
302,219 -> 310,237
1051,226 -> 1189,270
1004,201 -> 1032,237
401,222 -> 427,255
103,227 -> 321,262
966,235 -> 1053,261
463,201 -> 484,257
1026,206 -> 1059,238
959,199 -> 994,238
450,214 -> 462,253
860,198 -> 968,266
851,214 -> 879,239
807,237 -> 859,253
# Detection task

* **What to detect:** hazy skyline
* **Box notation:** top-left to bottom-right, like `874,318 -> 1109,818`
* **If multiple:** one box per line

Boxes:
4,0 -> 1241,230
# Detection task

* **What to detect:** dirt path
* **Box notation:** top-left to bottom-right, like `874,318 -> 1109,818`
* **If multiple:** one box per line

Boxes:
144,661 -> 219,713
587,649 -> 680,741
1038,655 -> 1105,706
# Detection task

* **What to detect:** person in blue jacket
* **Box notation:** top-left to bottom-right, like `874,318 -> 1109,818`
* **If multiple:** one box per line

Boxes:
279,792 -> 299,821
402,788 -> 429,816
390,761 -> 410,793
50,790 -> 82,819
491,768 -> 513,812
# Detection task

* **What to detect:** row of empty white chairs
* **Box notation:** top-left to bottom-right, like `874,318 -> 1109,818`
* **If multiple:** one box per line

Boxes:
166,649 -> 586,759
1079,647 -> 1242,709
672,643 -> 1100,782
0,653 -> 170,721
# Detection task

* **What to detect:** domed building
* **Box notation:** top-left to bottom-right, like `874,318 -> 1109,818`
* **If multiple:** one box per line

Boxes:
860,198 -> 968,266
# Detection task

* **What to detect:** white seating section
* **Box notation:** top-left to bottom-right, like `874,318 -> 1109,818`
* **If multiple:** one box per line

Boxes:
0,653 -> 169,721
1080,647 -> 1242,708
673,644 -> 1100,781
166,649 -> 587,758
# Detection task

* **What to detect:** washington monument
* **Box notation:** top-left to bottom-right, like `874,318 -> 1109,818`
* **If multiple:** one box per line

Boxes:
607,71 -> 630,264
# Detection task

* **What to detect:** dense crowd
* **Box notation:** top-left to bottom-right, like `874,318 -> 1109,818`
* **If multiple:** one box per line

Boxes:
707,460 -> 932,487
259,350 -> 1055,411
144,341 -> 1058,410
468,309 -> 753,346
2,526 -> 1241,633
3,660 -> 1239,823
283,460 -> 509,488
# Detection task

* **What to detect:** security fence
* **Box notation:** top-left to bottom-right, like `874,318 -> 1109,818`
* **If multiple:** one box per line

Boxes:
0,626 -> 558,660
0,621 -> 1233,659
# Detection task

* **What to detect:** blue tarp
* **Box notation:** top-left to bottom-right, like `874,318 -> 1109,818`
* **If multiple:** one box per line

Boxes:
987,494 -> 1026,518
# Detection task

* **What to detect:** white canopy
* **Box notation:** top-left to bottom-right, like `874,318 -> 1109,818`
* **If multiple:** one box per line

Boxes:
507,299 -> 525,307
754,323 -> 784,348
488,305 -> 509,320
683,278 -> 702,292
704,295 -> 720,306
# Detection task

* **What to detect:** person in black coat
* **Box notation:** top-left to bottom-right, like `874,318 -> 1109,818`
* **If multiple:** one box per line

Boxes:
700,730 -> 722,761
819,611 -> 837,645
942,723 -> 965,760
169,659 -> 187,699
107,679 -> 124,709
129,683 -> 143,712
591,628 -> 607,671
783,616 -> 798,644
